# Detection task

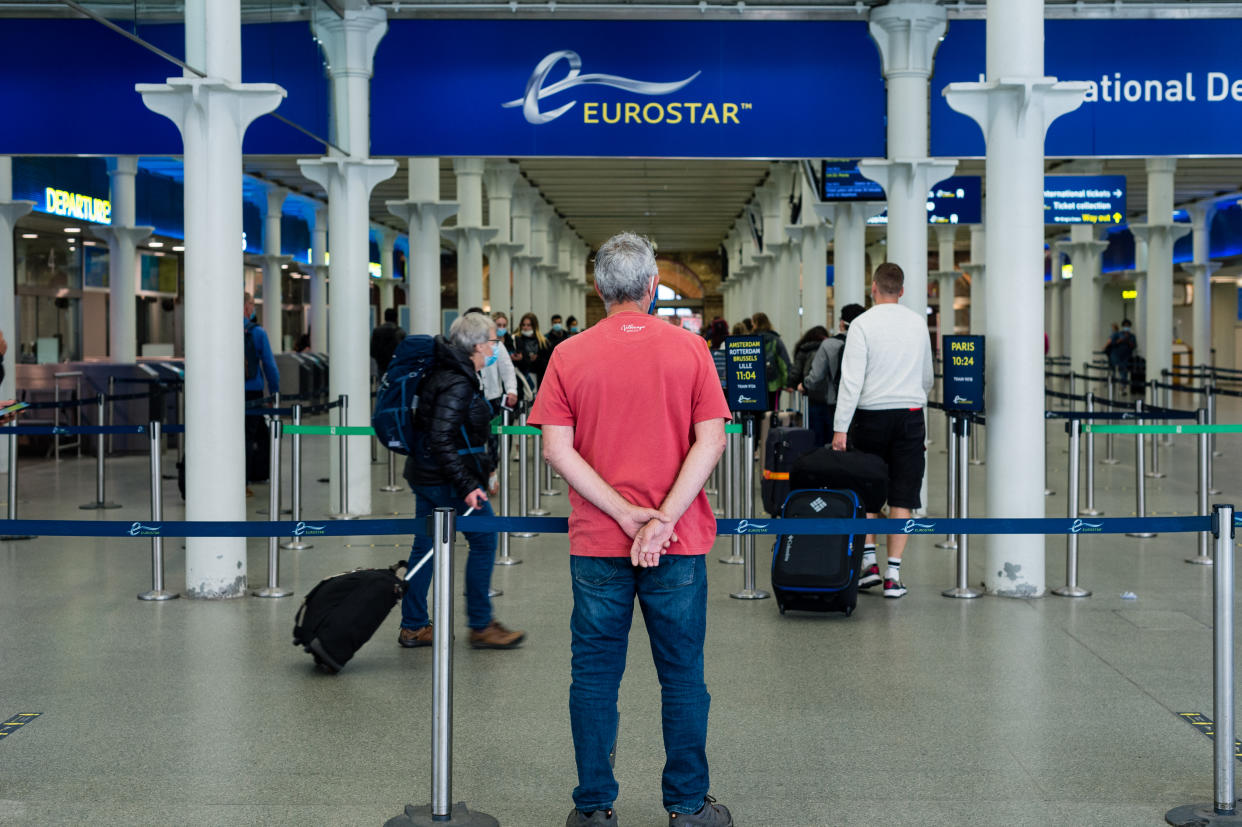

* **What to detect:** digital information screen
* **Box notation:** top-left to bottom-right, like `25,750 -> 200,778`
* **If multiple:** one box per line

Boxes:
723,336 -> 768,412
942,335 -> 985,413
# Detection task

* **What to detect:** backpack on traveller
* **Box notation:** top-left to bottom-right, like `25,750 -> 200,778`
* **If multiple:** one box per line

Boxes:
371,335 -> 438,455
244,320 -> 260,382
763,333 -> 789,393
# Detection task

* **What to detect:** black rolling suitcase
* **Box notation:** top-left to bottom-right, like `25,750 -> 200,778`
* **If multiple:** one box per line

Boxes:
771,489 -> 863,615
292,550 -> 433,674
1129,355 -> 1147,395
790,447 -> 889,514
762,426 -> 819,517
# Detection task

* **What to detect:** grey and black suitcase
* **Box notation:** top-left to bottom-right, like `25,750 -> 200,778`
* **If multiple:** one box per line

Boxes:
770,489 -> 863,616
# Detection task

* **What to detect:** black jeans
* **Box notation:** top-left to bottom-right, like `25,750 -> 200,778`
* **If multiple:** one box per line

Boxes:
245,389 -> 269,483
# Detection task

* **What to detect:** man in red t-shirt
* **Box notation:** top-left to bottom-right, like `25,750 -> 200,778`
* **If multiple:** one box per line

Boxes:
530,233 -> 732,827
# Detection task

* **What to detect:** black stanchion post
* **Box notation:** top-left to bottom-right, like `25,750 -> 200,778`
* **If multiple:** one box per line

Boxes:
139,420 -> 177,601
731,415 -> 769,600
281,404 -> 311,551
80,394 -> 121,510
1166,504 -> 1240,827
942,415 -> 981,599
254,419 -> 291,599
1,431 -> 35,541
385,508 -> 500,827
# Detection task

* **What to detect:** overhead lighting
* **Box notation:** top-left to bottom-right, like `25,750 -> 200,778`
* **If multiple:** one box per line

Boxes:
153,251 -> 165,257
20,233 -> 37,239
281,263 -> 289,270
83,240 -> 96,246
148,241 -> 164,248
63,227 -> 80,234
171,245 -> 184,252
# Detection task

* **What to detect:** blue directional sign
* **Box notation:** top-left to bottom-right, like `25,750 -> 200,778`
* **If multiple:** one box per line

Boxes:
821,160 -> 885,201
865,176 -> 982,226
942,336 -> 985,413
723,336 -> 767,412
1044,175 -> 1127,227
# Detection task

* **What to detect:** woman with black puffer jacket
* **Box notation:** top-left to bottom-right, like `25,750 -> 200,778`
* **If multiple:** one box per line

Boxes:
788,325 -> 830,390
398,312 -> 526,652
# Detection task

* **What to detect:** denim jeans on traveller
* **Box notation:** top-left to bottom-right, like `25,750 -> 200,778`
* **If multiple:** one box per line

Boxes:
569,554 -> 710,815
400,484 -> 495,631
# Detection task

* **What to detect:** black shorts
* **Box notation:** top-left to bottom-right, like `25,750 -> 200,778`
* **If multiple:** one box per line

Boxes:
848,408 -> 926,510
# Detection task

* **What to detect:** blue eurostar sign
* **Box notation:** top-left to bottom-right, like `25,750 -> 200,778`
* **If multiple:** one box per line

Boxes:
1044,175 -> 1127,226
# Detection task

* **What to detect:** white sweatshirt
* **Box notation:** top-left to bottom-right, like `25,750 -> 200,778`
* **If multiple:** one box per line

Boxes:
832,302 -> 935,433
480,346 -> 517,401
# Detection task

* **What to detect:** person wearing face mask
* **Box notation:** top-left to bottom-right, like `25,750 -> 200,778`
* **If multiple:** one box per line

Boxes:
566,315 -> 581,336
492,312 -> 515,355
465,307 -> 518,414
512,311 -> 553,391
547,313 -> 571,349
397,311 -> 526,651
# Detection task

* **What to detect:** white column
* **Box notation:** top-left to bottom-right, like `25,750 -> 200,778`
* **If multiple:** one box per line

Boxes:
944,0 -> 1087,598
1185,203 -> 1220,368
1131,158 -> 1191,384
753,178 -> 784,329
388,158 -> 457,335
861,1 -> 956,322
446,158 -> 497,314
932,224 -> 958,351
828,201 -> 883,314
530,202 -> 554,321
94,157 -> 152,363
139,0 -> 284,598
0,158 -> 33,471
310,205 -> 328,353
261,185 -> 290,349
510,183 -> 537,317
298,3 -> 398,519
482,160 -> 522,319
1055,225 -> 1108,372
377,227 -> 397,317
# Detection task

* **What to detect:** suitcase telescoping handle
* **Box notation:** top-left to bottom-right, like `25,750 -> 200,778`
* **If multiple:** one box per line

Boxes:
402,506 -> 474,583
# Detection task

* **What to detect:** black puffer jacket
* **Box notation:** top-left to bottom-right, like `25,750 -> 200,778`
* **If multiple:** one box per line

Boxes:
787,339 -> 822,389
403,336 -> 496,498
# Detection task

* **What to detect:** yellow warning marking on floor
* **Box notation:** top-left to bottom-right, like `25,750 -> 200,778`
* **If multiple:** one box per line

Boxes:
0,712 -> 42,741
1178,712 -> 1242,759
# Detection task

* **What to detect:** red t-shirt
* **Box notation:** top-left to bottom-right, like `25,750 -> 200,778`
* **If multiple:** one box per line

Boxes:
528,312 -> 732,557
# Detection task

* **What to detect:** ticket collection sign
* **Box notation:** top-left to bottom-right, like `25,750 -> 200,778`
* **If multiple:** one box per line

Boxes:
942,336 -> 985,413
723,337 -> 767,412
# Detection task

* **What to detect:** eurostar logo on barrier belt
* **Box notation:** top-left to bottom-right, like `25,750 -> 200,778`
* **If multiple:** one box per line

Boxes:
902,520 -> 936,534
128,522 -> 161,537
734,520 -> 769,535
1069,519 -> 1104,534
502,50 -> 744,127
292,522 -> 326,537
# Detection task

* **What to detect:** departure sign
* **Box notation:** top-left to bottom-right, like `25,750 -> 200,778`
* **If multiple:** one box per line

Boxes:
821,160 -> 885,201
942,335 -> 985,412
724,336 -> 767,412
1044,175 -> 1127,226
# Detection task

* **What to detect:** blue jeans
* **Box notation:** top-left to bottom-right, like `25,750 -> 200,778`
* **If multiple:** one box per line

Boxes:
568,554 -> 710,815
400,484 -> 496,631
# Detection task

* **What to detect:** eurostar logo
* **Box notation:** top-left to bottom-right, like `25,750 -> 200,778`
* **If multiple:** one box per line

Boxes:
129,522 -> 161,537
1069,519 -> 1104,534
503,50 -> 701,125
735,520 -> 770,535
953,395 -> 971,405
292,521 -> 327,537
737,395 -> 757,404
902,520 -> 936,534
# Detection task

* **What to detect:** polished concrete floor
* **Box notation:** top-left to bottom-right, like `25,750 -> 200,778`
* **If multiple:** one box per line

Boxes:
1,388 -> 1240,826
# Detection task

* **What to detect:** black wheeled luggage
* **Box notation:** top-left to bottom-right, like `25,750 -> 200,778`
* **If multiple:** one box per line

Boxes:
1130,355 -> 1147,395
292,551 -> 432,674
771,489 -> 863,615
790,447 -> 889,514
762,426 -> 819,516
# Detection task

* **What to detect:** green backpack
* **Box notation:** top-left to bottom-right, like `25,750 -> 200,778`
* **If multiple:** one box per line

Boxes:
763,334 -> 788,392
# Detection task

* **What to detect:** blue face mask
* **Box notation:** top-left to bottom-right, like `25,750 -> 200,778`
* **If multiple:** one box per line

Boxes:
551,323 -> 564,332
569,326 -> 579,334
484,341 -> 500,368
496,326 -> 507,337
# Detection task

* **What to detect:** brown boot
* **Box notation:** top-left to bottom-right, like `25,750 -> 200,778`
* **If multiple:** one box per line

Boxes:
397,625 -> 433,648
469,620 -> 526,649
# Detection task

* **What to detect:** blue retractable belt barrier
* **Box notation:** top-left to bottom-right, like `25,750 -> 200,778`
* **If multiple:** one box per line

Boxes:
0,514 -> 1213,539
243,407 -> 295,417
0,425 -> 149,436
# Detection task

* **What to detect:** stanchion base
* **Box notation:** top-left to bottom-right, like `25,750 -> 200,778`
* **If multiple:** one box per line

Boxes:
252,587 -> 293,598
1044,489 -> 1056,496
256,508 -> 294,516
1211,488 -> 1223,496
942,586 -> 983,599
138,590 -> 179,601
529,508 -> 550,516
379,484 -> 404,492
1166,802 -> 1242,826
968,460 -> 985,466
280,540 -> 313,551
1186,556 -> 1214,566
1102,458 -> 1121,465
79,501 -> 122,510
1051,586 -> 1092,598
328,512 -> 359,521
1145,471 -> 1167,479
495,557 -> 522,566
933,540 -> 958,550
540,488 -> 561,497
384,803 -> 499,827
0,535 -> 37,542
512,532 -> 539,539
1079,508 -> 1104,517
730,588 -> 770,600
1126,532 -> 1157,539
719,555 -> 745,565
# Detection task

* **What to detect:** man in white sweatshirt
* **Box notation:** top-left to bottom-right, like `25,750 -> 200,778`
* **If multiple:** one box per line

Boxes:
830,262 -> 934,598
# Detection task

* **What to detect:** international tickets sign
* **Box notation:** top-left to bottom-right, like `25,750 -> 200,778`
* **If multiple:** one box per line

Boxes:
1043,175 -> 1127,226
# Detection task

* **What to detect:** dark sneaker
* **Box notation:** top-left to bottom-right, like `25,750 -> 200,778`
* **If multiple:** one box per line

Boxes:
669,796 -> 732,826
883,578 -> 908,598
469,620 -> 526,649
566,808 -> 617,826
398,625 -> 433,648
858,563 -> 881,589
